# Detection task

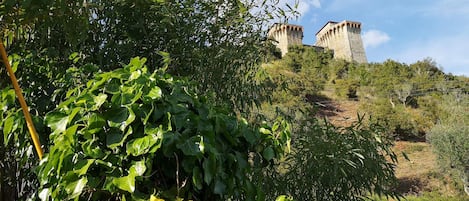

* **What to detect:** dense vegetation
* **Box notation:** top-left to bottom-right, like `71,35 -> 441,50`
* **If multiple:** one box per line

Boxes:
1,1 -> 468,200
36,57 -> 290,200
262,45 -> 469,198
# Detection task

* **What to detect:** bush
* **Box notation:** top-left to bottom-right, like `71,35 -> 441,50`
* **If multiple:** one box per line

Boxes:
258,116 -> 401,201
35,58 -> 291,200
334,79 -> 359,99
428,123 -> 469,196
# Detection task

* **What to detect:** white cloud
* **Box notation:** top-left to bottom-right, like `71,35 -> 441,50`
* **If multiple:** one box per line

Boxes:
362,30 -> 390,48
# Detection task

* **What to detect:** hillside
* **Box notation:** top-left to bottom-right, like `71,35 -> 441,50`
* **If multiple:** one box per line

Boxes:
315,91 -> 466,199
262,45 -> 469,200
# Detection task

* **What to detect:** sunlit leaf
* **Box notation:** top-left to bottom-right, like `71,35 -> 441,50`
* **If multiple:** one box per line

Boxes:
65,177 -> 88,199
45,111 -> 69,134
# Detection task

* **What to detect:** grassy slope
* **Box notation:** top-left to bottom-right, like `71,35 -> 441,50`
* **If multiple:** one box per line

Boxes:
315,90 -> 469,200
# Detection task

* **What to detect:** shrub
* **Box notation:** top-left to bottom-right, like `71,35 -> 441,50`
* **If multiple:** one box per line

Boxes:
35,58 -> 291,200
428,123 -> 469,196
258,116 -> 401,201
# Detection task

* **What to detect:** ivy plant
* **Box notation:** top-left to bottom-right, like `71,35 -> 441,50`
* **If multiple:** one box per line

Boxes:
35,57 -> 290,200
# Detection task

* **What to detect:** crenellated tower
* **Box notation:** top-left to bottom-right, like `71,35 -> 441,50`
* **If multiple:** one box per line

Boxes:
268,23 -> 304,56
315,20 -> 367,63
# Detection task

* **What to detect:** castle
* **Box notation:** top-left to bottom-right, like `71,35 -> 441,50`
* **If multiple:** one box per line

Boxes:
268,20 -> 367,63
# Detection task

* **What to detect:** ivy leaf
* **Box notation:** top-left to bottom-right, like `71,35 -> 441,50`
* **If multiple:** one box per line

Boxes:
87,113 -> 106,132
213,179 -> 226,195
112,160 -> 145,193
203,155 -> 216,184
82,139 -> 105,158
176,136 -> 202,156
262,146 -> 275,161
107,127 -> 133,149
106,107 -> 131,131
129,70 -> 141,81
73,159 -> 95,176
129,160 -> 146,176
112,175 -> 135,193
146,86 -> 162,100
65,177 -> 88,199
126,134 -> 162,156
46,111 -> 69,134
92,93 -> 108,110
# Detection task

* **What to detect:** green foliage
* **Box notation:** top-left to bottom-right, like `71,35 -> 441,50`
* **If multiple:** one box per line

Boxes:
361,100 -> 432,139
35,57 -> 291,200
1,0 -> 297,113
261,46 -> 334,121
427,93 -> 469,196
0,87 -> 46,200
334,79 -> 359,99
259,116 -> 401,201
257,49 -> 401,200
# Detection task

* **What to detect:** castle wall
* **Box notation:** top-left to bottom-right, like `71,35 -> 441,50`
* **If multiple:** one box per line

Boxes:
315,21 -> 367,63
268,24 -> 303,56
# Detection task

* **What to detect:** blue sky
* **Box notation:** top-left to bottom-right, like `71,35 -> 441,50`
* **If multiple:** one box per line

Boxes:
281,0 -> 469,76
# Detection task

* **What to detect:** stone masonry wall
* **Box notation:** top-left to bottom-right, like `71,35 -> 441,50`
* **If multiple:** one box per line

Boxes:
268,24 -> 303,56
315,20 -> 367,63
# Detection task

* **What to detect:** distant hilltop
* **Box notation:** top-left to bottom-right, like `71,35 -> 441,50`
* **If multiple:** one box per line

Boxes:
268,20 -> 367,63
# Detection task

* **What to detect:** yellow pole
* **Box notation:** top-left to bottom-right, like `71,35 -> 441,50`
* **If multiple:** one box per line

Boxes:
0,42 -> 44,160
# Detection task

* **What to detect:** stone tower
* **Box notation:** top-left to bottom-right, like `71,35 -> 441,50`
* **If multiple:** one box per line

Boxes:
268,23 -> 304,56
315,20 -> 367,63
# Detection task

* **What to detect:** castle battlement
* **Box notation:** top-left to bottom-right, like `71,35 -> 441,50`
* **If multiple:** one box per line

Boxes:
268,23 -> 304,56
268,20 -> 367,63
315,20 -> 367,63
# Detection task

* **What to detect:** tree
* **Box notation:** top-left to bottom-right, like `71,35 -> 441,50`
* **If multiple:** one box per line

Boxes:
1,1 -> 298,199
1,0 -> 297,114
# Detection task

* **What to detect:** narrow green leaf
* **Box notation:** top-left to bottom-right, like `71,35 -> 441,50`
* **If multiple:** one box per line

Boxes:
259,127 -> 272,135
3,115 -> 15,145
192,166 -> 203,190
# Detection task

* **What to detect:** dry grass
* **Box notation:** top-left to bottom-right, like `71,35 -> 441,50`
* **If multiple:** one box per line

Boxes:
393,141 -> 463,197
